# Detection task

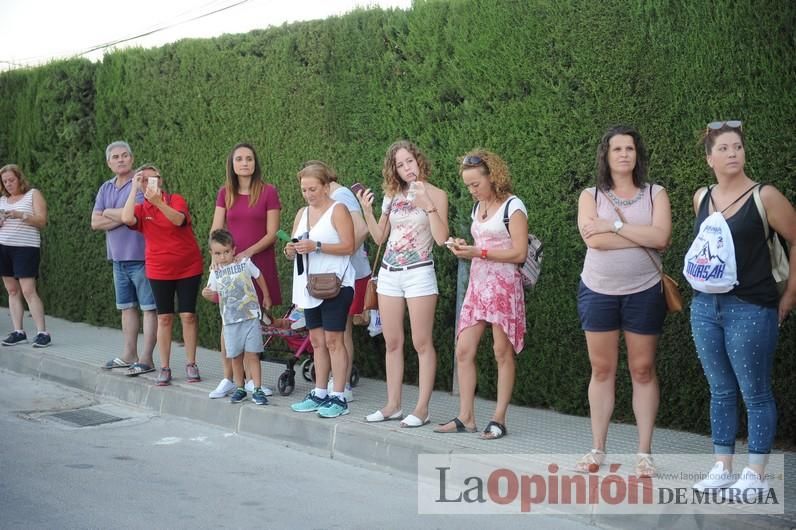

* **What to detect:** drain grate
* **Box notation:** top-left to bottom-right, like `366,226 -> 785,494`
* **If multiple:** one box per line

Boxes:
48,408 -> 125,427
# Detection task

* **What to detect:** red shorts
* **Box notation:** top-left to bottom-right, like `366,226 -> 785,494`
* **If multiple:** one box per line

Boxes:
348,275 -> 371,316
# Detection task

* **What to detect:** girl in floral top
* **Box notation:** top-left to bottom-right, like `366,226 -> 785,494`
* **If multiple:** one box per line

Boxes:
356,140 -> 449,428
435,150 -> 528,440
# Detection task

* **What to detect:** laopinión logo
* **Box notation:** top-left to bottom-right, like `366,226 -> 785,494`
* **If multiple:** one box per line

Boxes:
417,454 -> 784,516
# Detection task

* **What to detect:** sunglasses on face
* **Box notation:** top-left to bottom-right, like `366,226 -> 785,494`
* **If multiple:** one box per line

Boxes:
707,120 -> 742,131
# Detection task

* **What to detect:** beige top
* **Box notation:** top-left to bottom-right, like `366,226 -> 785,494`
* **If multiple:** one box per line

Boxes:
580,184 -> 663,295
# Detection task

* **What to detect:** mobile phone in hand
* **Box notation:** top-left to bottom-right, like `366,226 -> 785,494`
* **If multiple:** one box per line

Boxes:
350,182 -> 365,196
147,177 -> 159,192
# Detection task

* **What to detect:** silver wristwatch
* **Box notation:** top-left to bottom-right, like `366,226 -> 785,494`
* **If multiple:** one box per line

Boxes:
612,219 -> 624,233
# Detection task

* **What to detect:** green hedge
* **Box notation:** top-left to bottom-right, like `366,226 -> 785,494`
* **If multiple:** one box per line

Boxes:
1,0 -> 794,442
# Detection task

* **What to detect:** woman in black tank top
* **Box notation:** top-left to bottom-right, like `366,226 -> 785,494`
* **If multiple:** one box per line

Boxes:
689,121 -> 796,498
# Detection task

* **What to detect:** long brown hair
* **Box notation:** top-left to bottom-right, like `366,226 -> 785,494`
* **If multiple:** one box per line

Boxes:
381,140 -> 430,197
0,164 -> 32,197
225,143 -> 264,209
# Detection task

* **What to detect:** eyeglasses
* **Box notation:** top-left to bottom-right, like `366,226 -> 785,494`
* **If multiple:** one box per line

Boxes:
707,120 -> 742,131
462,155 -> 484,167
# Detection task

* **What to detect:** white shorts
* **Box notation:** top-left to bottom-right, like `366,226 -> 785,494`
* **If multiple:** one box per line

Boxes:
223,319 -> 264,358
376,262 -> 438,299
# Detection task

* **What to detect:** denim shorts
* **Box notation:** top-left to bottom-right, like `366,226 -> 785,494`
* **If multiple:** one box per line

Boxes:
577,280 -> 666,335
0,245 -> 40,279
304,286 -> 354,332
113,260 -> 156,311
376,262 -> 438,298
223,319 -> 264,358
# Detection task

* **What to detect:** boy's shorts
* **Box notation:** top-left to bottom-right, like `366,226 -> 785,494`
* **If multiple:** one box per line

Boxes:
224,318 -> 264,358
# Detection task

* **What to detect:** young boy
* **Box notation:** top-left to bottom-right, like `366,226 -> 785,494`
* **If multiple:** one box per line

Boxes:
203,229 -> 272,405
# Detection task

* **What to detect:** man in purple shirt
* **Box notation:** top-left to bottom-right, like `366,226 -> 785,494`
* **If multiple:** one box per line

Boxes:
91,141 -> 157,375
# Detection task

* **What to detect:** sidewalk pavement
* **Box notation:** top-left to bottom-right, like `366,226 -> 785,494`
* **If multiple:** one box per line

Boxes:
0,311 -> 792,528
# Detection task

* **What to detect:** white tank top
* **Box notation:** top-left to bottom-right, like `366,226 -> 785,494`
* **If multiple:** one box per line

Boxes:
0,190 -> 40,248
291,203 -> 355,309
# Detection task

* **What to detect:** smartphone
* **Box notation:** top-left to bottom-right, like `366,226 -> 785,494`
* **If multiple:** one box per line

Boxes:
350,182 -> 365,196
147,176 -> 159,192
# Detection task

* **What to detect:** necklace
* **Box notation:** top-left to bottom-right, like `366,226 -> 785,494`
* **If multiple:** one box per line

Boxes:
480,198 -> 496,220
605,188 -> 645,208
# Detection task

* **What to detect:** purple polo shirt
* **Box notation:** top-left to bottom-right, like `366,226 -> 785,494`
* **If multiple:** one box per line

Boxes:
93,176 -> 146,261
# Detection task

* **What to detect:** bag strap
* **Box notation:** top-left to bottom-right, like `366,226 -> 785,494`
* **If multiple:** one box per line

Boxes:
600,189 -> 664,277
370,241 -> 384,278
751,184 -> 771,240
502,196 -> 515,234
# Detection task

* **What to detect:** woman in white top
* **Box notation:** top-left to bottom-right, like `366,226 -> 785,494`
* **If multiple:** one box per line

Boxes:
576,126 -> 672,477
356,140 -> 449,428
0,164 -> 51,348
284,162 -> 355,419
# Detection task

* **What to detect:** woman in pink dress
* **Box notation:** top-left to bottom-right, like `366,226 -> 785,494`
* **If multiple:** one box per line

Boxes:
435,149 -> 528,440
207,143 -> 281,398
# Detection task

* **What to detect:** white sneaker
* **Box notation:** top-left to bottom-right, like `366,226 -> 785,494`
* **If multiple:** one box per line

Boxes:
290,314 -> 306,330
209,378 -> 236,399
721,467 -> 770,502
245,379 -> 273,396
692,461 -> 736,491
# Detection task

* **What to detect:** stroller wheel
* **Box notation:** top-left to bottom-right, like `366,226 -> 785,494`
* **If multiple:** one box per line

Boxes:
278,372 -> 294,396
309,363 -> 316,383
350,366 -> 360,388
300,358 -> 314,382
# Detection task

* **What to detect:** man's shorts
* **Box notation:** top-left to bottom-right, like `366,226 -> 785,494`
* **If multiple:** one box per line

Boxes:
112,260 -> 156,311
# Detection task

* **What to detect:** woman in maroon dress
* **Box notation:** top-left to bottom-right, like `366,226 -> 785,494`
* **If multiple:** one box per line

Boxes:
207,143 -> 282,398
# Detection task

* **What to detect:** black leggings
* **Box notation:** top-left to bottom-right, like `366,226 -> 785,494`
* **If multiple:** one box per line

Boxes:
148,274 -> 202,315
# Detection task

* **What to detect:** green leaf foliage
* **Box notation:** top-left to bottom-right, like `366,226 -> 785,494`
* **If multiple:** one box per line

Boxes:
1,0 -> 794,441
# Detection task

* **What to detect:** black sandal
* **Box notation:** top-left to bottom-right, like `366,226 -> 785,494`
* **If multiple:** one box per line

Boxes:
433,417 -> 477,433
480,420 -> 507,440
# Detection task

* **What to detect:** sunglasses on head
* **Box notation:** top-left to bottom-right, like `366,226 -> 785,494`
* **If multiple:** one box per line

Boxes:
462,155 -> 484,167
707,120 -> 742,131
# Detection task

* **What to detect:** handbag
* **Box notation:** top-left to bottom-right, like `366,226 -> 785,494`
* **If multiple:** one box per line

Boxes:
362,242 -> 384,311
307,272 -> 342,299
605,191 -> 683,313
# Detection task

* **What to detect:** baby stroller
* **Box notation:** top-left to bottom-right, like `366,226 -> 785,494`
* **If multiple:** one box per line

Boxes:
261,306 -> 359,396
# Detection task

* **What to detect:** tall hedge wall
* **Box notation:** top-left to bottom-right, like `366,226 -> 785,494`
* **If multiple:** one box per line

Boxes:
1,0 -> 794,442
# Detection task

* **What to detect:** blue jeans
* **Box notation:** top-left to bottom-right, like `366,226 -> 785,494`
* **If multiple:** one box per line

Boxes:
690,292 -> 778,464
112,261 -> 156,311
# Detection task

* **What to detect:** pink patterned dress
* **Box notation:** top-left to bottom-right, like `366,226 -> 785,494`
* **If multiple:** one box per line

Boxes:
457,196 -> 527,353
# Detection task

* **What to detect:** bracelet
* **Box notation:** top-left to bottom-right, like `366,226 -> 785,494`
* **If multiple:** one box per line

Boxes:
425,208 -> 438,214
481,248 -> 488,259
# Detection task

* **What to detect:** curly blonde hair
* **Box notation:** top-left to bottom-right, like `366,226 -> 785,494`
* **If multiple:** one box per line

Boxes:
0,164 -> 32,197
458,149 -> 513,201
381,140 -> 431,197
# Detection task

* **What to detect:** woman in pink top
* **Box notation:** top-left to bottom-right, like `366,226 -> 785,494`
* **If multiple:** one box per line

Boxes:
208,143 -> 281,399
576,125 -> 672,477
436,150 -> 528,440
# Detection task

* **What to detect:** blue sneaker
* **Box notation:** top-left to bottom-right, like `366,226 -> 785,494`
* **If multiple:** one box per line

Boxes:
252,387 -> 269,406
317,395 -> 349,418
291,391 -> 327,412
2,331 -> 27,346
229,388 -> 247,404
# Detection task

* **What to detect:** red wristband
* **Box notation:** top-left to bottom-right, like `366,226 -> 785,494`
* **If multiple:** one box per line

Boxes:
481,248 -> 488,259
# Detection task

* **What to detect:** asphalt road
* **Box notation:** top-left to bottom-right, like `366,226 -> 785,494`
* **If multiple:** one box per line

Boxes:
0,369 -> 594,530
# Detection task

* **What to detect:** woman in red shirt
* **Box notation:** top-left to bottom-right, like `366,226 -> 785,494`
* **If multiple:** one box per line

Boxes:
122,165 -> 204,386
